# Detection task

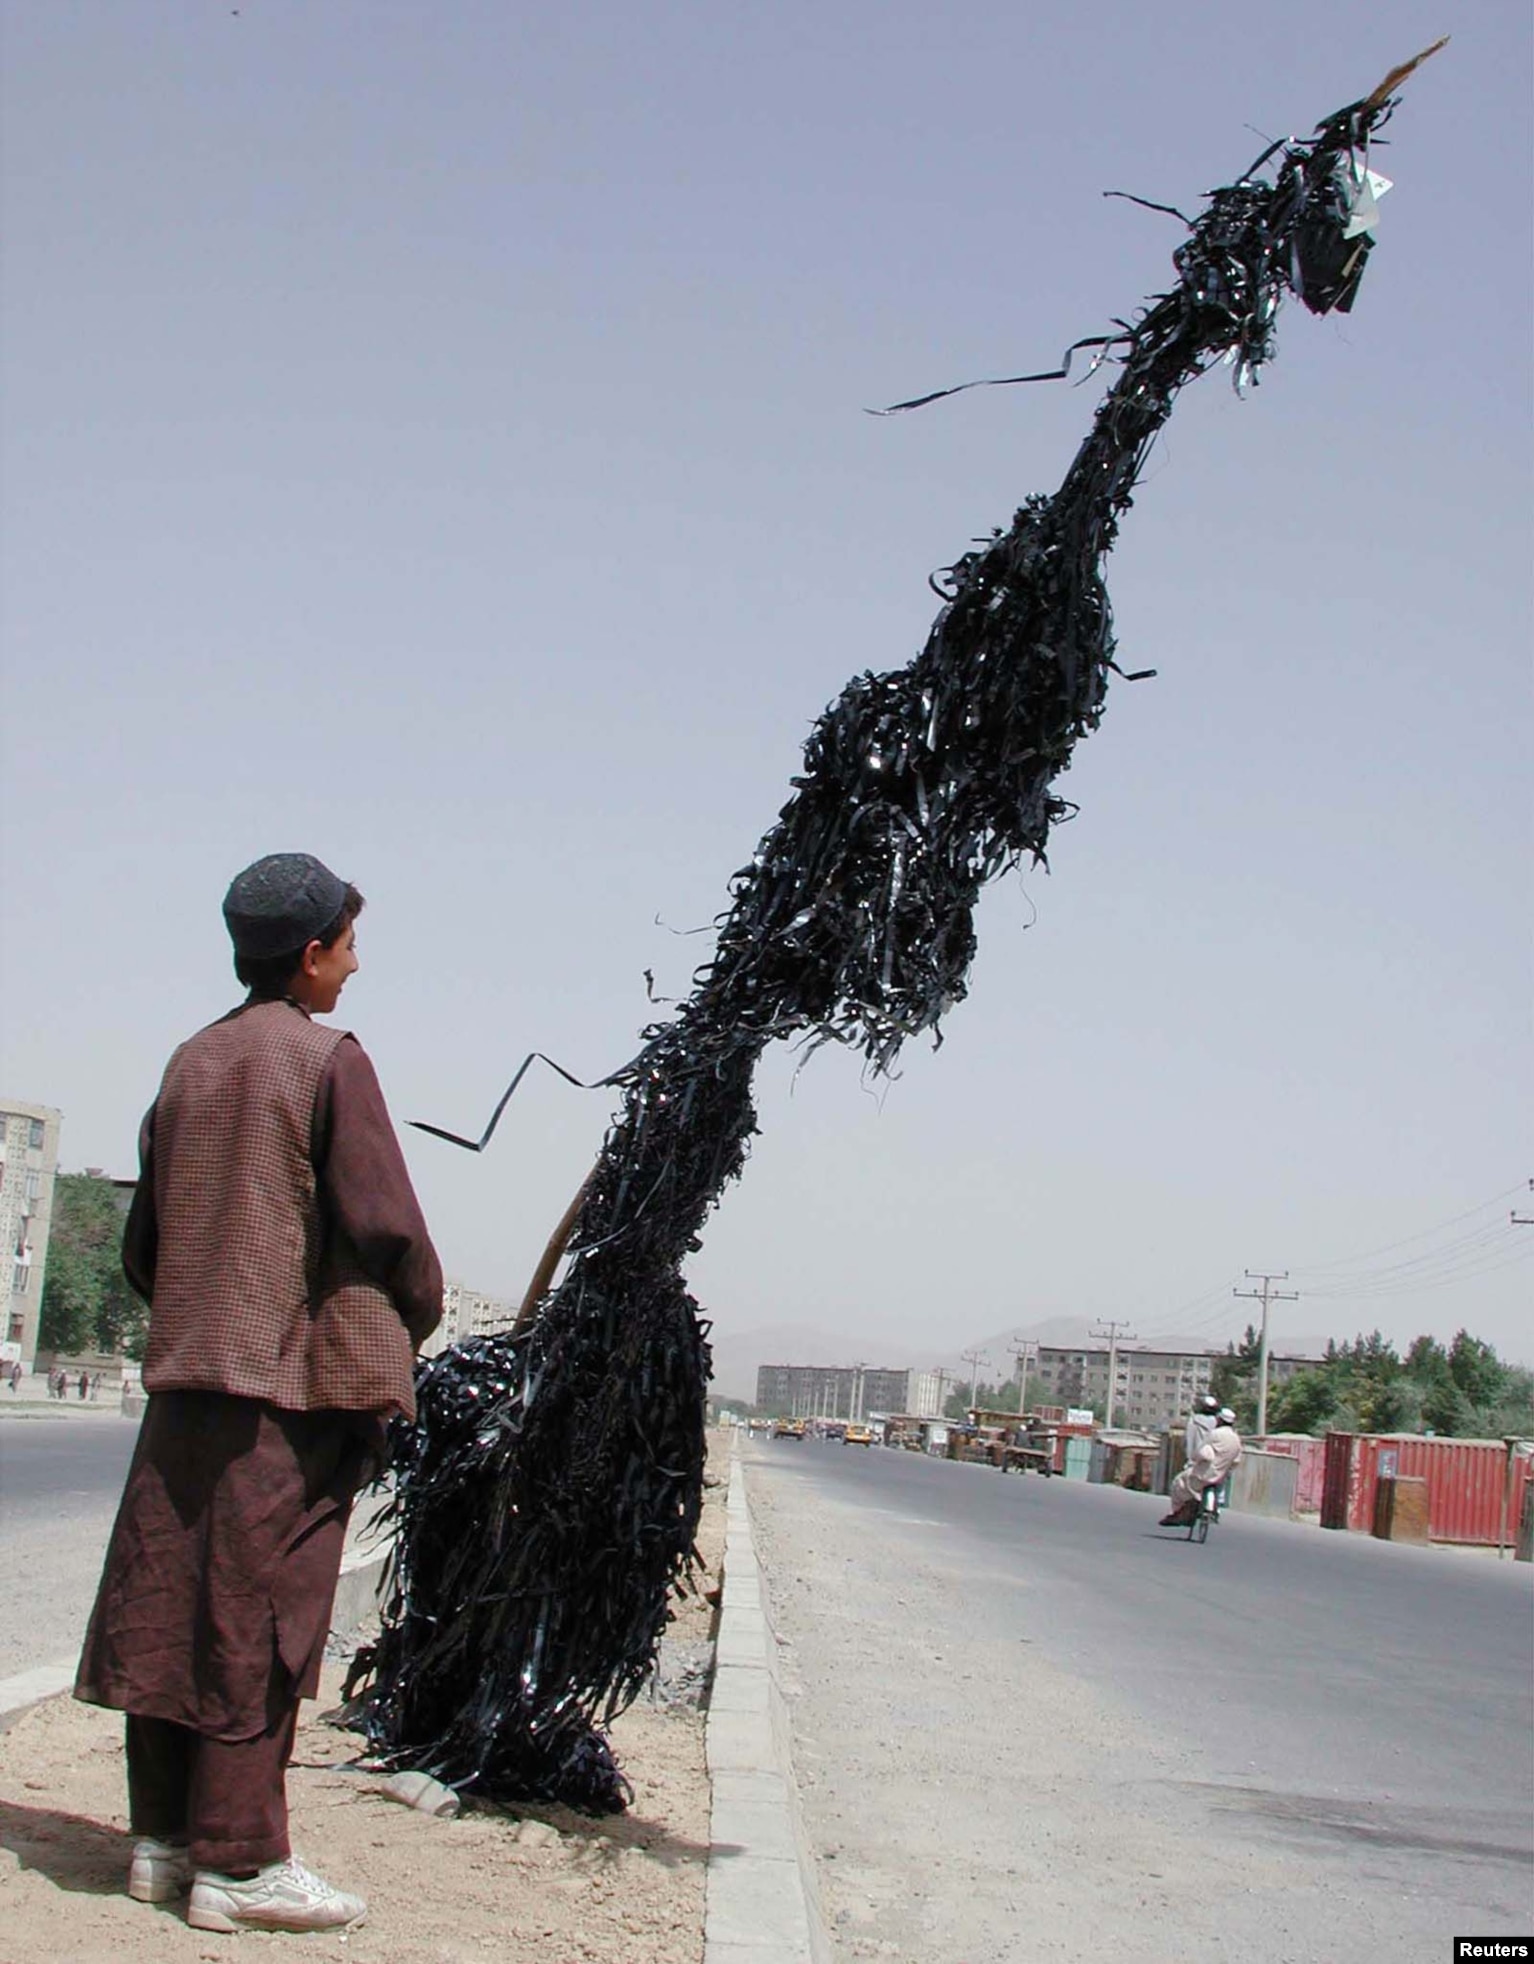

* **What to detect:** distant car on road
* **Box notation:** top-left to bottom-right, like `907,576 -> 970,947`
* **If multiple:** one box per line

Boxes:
844,1424 -> 874,1447
772,1419 -> 806,1440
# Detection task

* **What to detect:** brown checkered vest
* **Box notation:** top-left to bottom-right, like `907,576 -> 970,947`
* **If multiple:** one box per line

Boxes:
141,999 -> 417,1418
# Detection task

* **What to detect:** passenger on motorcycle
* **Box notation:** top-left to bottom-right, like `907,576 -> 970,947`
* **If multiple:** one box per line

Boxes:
1160,1406 -> 1242,1527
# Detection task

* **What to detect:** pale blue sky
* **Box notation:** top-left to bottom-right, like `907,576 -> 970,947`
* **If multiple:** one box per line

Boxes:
3,2 -> 1529,1365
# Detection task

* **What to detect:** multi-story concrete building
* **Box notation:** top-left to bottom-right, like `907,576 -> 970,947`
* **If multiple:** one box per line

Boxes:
432,1279 -> 518,1356
0,1100 -> 63,1368
754,1363 -> 943,1421
1032,1346 -> 1321,1430
1035,1346 -> 1214,1431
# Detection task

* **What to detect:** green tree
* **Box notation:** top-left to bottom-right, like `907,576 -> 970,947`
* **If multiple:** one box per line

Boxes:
945,1377 -> 1020,1420
38,1173 -> 146,1360
1266,1368 -> 1337,1435
1358,1375 -> 1414,1434
1210,1325 -> 1261,1414
1447,1330 -> 1505,1408
1404,1334 -> 1450,1384
1420,1377 -> 1474,1437
1475,1365 -> 1534,1439
1350,1330 -> 1402,1380
37,1232 -> 100,1354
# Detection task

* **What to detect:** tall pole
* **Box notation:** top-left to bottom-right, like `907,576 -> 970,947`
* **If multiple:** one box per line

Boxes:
1089,1321 -> 1137,1429
1233,1271 -> 1299,1436
1011,1337 -> 1036,1414
961,1348 -> 986,1412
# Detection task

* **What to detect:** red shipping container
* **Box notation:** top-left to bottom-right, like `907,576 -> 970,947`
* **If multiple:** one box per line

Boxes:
1347,1436 -> 1533,1546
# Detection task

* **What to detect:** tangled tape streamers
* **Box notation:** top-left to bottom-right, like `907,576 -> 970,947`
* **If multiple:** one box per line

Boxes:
349,59 -> 1440,1809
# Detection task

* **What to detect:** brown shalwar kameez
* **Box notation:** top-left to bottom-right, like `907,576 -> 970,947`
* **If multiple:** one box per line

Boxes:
77,1394 -> 370,1740
78,1394 -> 373,1869
75,1005 -> 441,1875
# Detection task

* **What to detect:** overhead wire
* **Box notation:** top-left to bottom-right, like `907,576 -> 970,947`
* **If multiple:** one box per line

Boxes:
1127,1182 -> 1530,1349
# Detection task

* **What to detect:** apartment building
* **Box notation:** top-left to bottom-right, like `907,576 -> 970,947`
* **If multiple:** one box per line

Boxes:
1033,1346 -> 1320,1429
1035,1346 -> 1214,1431
0,1100 -> 63,1368
754,1363 -> 944,1421
432,1279 -> 518,1355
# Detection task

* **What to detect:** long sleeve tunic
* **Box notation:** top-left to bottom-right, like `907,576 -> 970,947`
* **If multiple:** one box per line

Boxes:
77,1003 -> 443,1739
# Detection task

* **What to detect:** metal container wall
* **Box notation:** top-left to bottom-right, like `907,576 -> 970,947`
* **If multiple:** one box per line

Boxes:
1251,1435 -> 1328,1514
1063,1435 -> 1091,1481
1228,1449 -> 1300,1520
1347,1437 -> 1533,1545
1320,1431 -> 1355,1530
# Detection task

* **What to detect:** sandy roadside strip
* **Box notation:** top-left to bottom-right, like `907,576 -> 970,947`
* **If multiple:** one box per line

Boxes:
0,1436 -> 742,1964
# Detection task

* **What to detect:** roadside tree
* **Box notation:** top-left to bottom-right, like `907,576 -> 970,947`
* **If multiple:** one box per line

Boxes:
38,1173 -> 146,1361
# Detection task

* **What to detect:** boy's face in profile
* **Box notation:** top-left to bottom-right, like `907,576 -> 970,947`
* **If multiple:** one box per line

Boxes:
291,922 -> 359,1015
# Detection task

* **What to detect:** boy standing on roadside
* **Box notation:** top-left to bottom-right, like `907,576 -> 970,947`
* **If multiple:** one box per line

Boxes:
76,852 -> 443,1935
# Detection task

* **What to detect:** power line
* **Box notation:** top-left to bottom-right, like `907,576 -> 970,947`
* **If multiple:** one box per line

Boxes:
1287,1182 -> 1528,1275
1083,1179 -> 1530,1374
1295,1219 -> 1512,1286
1136,1288 -> 1246,1342
1304,1241 -> 1534,1302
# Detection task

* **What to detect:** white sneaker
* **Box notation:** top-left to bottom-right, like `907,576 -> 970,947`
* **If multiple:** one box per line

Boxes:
187,1855 -> 368,1933
128,1835 -> 193,1903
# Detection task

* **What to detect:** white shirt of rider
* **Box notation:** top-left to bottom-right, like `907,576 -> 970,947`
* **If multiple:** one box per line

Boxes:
1192,1423 -> 1243,1485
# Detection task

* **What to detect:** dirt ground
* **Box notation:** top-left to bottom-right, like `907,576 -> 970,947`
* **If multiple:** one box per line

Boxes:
0,1441 -> 727,1964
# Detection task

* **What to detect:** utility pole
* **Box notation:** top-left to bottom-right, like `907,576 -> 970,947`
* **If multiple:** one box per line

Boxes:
1010,1337 -> 1036,1414
1089,1321 -> 1137,1429
961,1348 -> 987,1413
1233,1270 -> 1299,1436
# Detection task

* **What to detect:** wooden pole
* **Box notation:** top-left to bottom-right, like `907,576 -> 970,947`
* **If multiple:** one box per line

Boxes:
511,1164 -> 598,1338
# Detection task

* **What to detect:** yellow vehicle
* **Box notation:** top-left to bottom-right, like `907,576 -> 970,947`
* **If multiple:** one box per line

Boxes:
844,1423 -> 875,1446
772,1418 -> 806,1440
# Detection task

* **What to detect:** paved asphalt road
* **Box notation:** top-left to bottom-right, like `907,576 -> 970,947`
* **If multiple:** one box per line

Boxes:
0,1416 -> 140,1679
742,1434 -> 1534,1964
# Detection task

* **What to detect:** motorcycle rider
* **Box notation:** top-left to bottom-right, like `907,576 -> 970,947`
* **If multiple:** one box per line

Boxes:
1160,1405 -> 1242,1526
1183,1391 -> 1219,1468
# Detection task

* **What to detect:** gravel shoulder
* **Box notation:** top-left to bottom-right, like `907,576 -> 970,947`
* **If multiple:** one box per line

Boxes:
0,1439 -> 727,1964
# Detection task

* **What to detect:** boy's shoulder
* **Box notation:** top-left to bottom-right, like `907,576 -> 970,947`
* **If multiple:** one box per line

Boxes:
163,1000 -> 357,1081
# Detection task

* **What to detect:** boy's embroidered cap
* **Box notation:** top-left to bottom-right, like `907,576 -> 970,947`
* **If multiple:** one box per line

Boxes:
223,853 -> 347,958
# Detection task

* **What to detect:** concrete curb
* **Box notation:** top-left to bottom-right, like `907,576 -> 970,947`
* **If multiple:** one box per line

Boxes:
704,1443 -> 827,1964
328,1542 -> 390,1647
